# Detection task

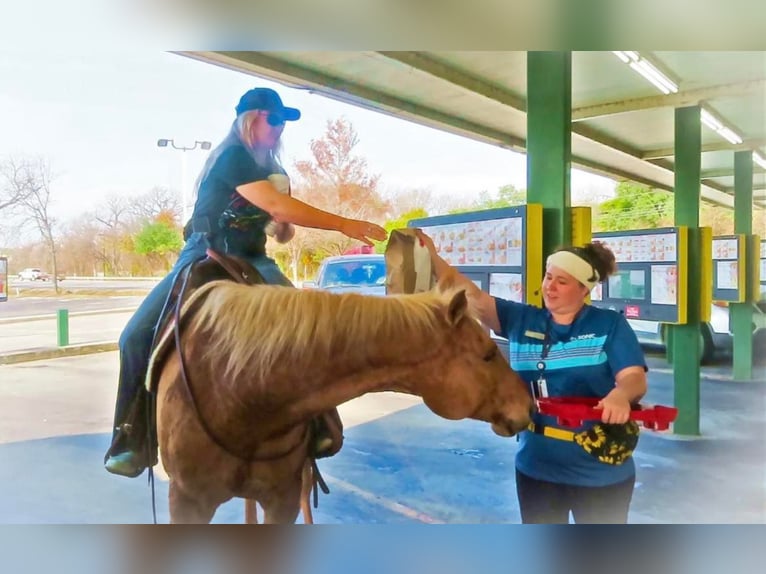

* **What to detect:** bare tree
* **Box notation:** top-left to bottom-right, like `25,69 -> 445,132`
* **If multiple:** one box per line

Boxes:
9,157 -> 62,291
130,186 -> 182,224
92,195 -> 134,275
0,156 -> 35,212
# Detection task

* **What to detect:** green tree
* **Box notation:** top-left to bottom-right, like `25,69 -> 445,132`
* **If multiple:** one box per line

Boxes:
595,181 -> 673,231
374,208 -> 429,254
134,219 -> 183,272
449,184 -> 526,213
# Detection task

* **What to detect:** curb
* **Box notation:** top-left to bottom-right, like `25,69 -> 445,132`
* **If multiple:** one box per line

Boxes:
0,342 -> 119,365
0,307 -> 138,325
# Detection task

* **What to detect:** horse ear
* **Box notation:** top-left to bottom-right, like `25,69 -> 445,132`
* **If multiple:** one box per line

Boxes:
447,289 -> 468,325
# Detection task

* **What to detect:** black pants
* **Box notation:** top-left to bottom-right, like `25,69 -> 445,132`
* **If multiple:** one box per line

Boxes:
515,469 -> 635,524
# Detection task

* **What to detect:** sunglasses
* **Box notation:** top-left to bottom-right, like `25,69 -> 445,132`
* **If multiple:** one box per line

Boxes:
266,112 -> 286,127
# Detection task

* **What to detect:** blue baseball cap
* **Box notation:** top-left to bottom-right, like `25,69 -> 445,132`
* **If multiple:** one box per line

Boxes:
235,88 -> 301,124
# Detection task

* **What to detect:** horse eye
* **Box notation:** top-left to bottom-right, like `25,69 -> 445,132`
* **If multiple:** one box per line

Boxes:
483,347 -> 498,362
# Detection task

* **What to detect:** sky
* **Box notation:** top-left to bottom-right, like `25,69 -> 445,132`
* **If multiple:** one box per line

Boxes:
0,48 -> 616,242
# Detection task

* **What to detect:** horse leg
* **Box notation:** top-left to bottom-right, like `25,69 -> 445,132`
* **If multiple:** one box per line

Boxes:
260,481 -> 303,524
244,499 -> 259,524
300,459 -> 314,524
168,482 -> 217,524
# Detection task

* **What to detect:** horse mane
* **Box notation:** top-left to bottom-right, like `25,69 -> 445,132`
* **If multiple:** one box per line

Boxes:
180,281 -> 469,384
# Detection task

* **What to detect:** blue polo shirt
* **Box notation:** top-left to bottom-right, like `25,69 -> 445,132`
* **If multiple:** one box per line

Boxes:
495,298 -> 647,487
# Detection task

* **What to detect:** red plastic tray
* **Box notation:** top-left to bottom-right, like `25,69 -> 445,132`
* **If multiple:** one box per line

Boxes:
536,397 -> 678,430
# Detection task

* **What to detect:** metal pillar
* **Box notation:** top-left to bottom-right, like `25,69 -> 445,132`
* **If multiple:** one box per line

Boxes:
731,150 -> 754,380
670,106 -> 702,436
526,51 -> 571,261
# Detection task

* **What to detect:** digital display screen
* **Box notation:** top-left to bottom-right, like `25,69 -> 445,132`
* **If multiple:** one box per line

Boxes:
607,269 -> 646,300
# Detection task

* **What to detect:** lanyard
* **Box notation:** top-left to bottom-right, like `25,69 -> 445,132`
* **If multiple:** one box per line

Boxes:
532,318 -> 553,402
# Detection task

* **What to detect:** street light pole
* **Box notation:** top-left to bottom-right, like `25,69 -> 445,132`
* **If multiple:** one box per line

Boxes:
157,138 -> 212,223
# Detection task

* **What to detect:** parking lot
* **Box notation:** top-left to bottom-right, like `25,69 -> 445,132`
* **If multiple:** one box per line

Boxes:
0,349 -> 763,524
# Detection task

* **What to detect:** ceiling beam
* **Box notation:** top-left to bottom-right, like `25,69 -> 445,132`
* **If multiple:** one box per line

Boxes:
182,51 -> 527,151
642,139 -> 766,159
701,166 -> 766,178
181,51 -> 745,210
377,51 -> 527,110
573,79 -> 766,121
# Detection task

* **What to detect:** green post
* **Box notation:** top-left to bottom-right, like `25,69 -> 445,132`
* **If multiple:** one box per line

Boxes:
731,150 -> 754,380
670,106 -> 702,436
57,309 -> 69,347
526,51 -> 571,260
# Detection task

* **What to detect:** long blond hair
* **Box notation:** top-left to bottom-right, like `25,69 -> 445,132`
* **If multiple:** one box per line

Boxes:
191,112 -> 284,202
236,111 -> 283,167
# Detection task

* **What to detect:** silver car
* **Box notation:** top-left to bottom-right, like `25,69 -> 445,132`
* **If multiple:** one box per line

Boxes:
303,254 -> 387,296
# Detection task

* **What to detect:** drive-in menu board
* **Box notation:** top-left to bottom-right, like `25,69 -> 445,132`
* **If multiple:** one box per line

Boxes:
409,205 -> 543,307
428,217 -> 524,267
0,257 -> 7,302
760,239 -> 766,301
591,228 -> 689,324
711,235 -> 745,302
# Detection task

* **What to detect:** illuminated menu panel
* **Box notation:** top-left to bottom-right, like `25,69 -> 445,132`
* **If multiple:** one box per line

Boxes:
409,205 -> 543,308
711,235 -> 745,302
598,232 -> 677,263
0,257 -> 7,302
427,217 -> 523,266
591,228 -> 689,323
761,240 -> 766,286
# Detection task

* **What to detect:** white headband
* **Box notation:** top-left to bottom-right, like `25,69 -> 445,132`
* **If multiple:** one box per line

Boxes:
546,250 -> 600,290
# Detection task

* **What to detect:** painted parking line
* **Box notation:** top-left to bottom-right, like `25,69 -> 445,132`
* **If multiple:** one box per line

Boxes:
323,474 -> 444,524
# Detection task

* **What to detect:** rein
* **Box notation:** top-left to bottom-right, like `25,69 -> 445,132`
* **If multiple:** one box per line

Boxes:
172,259 -> 310,464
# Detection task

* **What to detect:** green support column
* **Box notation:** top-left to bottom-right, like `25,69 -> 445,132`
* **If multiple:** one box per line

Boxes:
670,106 -> 702,436
526,52 -> 571,260
731,150 -> 754,380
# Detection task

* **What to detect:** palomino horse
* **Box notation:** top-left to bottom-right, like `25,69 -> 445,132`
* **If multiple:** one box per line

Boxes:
149,280 -> 533,523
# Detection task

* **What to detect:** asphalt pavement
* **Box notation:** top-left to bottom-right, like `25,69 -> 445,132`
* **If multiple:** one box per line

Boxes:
0,295 -> 764,523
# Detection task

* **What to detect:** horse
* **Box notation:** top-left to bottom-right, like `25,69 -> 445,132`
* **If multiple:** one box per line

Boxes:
148,279 -> 534,523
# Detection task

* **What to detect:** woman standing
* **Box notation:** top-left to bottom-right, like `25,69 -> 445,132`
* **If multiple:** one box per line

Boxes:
104,87 -> 387,478
416,230 -> 647,523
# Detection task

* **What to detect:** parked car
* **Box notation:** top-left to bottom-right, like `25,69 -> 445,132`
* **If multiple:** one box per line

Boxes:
303,254 -> 386,296
627,302 -> 766,364
17,268 -> 50,281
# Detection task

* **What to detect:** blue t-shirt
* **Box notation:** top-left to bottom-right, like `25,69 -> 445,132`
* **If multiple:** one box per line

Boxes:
495,298 -> 646,487
191,144 -> 287,257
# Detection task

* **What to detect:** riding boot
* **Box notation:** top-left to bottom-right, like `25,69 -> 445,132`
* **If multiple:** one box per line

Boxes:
104,386 -> 156,478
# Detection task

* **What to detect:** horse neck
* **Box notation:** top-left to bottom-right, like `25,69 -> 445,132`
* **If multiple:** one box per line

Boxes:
284,331 -> 447,422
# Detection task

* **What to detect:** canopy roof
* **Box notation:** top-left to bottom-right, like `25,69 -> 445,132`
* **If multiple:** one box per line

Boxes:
183,51 -> 766,209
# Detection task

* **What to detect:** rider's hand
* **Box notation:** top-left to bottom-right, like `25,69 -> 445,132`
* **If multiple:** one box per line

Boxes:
340,218 -> 387,246
273,222 -> 295,244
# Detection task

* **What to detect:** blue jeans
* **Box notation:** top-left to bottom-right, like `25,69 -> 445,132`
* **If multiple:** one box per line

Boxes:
109,233 -> 292,452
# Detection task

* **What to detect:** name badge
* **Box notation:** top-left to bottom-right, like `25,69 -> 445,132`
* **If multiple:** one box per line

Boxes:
524,330 -> 545,340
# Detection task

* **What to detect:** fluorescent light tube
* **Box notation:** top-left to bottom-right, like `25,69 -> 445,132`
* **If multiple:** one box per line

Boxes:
630,61 -> 671,94
701,109 -> 724,130
612,51 -> 630,63
753,153 -> 766,169
638,59 -> 678,93
717,127 -> 743,145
